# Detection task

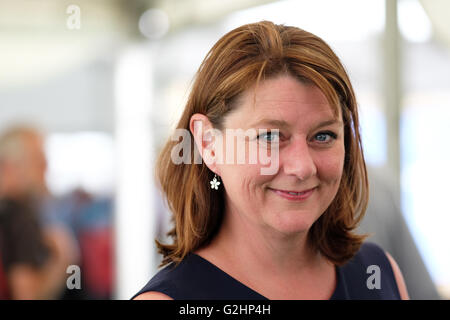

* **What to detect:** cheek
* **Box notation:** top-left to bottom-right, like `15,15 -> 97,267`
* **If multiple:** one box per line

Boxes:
220,162 -> 270,206
222,165 -> 265,192
316,148 -> 345,182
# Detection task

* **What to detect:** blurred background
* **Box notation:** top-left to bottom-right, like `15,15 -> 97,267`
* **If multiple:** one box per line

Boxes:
0,0 -> 449,299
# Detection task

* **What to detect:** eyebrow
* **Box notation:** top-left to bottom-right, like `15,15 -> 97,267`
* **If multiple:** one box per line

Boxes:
249,118 -> 343,131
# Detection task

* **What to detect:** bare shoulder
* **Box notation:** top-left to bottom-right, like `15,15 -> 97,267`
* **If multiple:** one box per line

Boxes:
133,291 -> 174,300
385,251 -> 410,300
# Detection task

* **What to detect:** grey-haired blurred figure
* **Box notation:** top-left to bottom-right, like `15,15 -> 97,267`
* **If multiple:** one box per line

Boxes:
0,125 -> 78,299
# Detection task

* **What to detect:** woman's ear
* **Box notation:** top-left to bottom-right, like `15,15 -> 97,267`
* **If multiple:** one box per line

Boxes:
189,113 -> 220,174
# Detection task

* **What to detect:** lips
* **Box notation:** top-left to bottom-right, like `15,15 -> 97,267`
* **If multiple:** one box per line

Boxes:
269,187 -> 316,200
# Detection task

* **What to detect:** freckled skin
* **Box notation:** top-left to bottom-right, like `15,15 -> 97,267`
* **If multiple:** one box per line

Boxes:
216,75 -> 345,236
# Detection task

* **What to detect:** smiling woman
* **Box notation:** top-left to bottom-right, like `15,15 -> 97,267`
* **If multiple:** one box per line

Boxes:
205,76 -> 346,238
133,21 -> 409,300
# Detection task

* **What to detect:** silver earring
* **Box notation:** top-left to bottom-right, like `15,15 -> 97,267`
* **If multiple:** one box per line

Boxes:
210,174 -> 221,190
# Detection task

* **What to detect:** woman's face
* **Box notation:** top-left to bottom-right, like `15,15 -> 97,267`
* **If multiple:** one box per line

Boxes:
216,75 -> 345,235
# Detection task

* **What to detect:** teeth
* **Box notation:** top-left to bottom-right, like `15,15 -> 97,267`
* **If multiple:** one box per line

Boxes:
288,191 -> 304,195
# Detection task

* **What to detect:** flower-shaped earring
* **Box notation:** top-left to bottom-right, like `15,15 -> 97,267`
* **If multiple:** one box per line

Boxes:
210,174 -> 221,190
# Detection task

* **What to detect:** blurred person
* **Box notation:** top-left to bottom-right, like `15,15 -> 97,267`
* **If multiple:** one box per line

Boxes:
40,186 -> 114,300
69,189 -> 114,299
0,125 -> 78,299
134,21 -> 409,300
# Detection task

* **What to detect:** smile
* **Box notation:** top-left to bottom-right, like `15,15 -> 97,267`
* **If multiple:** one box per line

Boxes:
269,187 -> 316,201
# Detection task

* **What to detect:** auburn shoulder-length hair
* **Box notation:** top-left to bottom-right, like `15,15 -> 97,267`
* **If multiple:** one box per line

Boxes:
155,21 -> 368,267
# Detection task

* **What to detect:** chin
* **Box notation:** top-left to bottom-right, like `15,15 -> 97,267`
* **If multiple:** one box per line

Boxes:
265,209 -> 318,235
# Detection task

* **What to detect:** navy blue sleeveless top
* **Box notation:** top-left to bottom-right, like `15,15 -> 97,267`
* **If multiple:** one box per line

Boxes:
132,242 -> 401,300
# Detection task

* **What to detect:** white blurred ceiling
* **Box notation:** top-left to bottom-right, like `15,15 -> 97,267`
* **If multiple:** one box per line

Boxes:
0,0 -> 273,88
0,0 -> 133,88
1,0 -> 449,85
0,0 -> 449,89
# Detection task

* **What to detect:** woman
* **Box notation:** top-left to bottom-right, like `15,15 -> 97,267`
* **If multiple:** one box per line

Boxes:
133,21 -> 409,300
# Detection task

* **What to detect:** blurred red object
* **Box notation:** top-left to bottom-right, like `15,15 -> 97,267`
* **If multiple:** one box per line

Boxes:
78,228 -> 113,299
0,255 -> 10,299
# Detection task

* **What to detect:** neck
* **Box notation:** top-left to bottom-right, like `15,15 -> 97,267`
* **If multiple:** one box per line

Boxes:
205,205 -> 324,277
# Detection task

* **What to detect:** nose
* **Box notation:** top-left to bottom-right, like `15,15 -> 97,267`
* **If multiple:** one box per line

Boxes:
282,137 -> 317,180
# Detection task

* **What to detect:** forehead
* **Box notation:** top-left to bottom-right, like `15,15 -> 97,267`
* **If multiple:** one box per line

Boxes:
254,76 -> 328,105
226,75 -> 340,127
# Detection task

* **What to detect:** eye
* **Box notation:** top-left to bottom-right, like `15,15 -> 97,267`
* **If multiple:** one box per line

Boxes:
256,130 -> 280,143
314,131 -> 337,144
